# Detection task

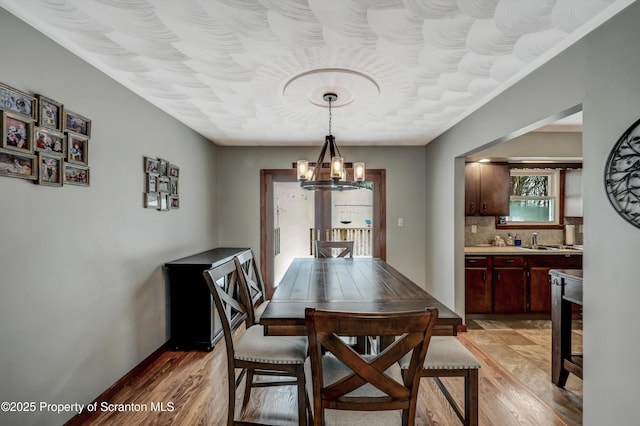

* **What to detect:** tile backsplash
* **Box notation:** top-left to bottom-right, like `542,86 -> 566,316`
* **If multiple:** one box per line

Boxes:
465,216 -> 584,246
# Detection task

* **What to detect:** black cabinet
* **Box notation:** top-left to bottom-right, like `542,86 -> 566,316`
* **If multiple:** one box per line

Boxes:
165,247 -> 250,351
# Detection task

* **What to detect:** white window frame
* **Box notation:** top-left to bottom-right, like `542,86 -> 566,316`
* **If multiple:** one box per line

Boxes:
506,169 -> 560,225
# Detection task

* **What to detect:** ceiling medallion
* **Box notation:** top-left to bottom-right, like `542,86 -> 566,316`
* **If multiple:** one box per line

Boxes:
604,117 -> 640,229
281,68 -> 380,113
296,93 -> 366,191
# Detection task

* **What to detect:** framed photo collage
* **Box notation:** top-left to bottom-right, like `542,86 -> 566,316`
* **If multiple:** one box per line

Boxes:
0,82 -> 91,187
144,156 -> 179,211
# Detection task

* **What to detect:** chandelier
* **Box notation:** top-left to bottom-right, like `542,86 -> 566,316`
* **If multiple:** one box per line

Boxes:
297,93 -> 366,191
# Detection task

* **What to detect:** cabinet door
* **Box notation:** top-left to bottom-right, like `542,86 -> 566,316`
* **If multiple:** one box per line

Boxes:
478,164 -> 510,216
464,163 -> 480,215
493,267 -> 526,313
529,266 -> 553,313
564,169 -> 583,217
465,267 -> 492,313
465,163 -> 510,216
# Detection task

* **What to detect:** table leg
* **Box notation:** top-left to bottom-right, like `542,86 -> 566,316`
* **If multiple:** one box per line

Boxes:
551,280 -> 572,387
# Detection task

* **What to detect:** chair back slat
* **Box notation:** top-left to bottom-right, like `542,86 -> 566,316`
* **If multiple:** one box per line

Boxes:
305,308 -> 438,425
315,240 -> 354,258
234,249 -> 267,326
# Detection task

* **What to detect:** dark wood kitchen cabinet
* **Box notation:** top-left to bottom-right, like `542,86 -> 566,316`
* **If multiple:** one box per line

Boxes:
492,256 -> 526,313
528,255 -> 582,313
465,253 -> 583,316
165,247 -> 250,351
465,162 -> 510,216
465,256 -> 492,314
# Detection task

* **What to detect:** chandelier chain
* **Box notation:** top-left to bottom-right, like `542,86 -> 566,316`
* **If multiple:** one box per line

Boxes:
328,97 -> 332,135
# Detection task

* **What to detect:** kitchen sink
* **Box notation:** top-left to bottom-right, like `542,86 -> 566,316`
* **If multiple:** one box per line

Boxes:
520,244 -> 582,251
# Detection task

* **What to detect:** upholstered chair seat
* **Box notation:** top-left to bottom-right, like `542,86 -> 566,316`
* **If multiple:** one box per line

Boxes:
236,325 -> 307,364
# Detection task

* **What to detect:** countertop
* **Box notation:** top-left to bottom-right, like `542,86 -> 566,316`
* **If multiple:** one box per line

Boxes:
465,245 -> 583,255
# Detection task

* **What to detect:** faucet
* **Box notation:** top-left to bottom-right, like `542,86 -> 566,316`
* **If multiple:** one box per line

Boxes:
532,232 -> 538,249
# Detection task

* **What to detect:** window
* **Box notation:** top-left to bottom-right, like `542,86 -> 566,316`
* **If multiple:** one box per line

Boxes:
504,169 -> 560,225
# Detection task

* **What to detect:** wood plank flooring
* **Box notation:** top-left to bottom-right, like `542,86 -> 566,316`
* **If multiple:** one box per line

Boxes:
68,320 -> 582,425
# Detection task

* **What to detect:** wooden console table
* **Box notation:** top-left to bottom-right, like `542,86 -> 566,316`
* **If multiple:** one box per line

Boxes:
549,269 -> 583,387
165,247 -> 249,351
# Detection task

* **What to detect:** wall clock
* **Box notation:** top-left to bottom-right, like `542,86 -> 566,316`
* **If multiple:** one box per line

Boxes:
604,117 -> 640,229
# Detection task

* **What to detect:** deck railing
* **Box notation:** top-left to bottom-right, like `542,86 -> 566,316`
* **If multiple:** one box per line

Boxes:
309,228 -> 373,257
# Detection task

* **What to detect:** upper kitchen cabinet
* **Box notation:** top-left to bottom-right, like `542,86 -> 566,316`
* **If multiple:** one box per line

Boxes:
564,169 -> 583,217
465,162 -> 510,216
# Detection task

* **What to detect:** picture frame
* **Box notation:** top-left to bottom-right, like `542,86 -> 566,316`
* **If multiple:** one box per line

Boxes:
159,158 -> 169,177
36,95 -> 63,130
64,163 -> 90,186
2,111 -> 34,154
168,164 -> 179,178
170,177 -> 178,195
146,173 -> 158,192
0,148 -> 37,180
0,82 -> 37,120
158,193 -> 169,211
169,195 -> 180,209
144,192 -> 159,209
144,156 -> 159,174
158,177 -> 170,193
37,153 -> 63,187
66,133 -> 89,165
63,109 -> 91,137
34,127 -> 65,157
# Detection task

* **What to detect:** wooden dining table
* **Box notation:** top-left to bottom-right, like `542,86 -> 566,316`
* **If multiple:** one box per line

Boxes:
260,257 -> 462,338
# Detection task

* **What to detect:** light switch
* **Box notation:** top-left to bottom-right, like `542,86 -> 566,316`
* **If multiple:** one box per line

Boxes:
397,218 -> 404,227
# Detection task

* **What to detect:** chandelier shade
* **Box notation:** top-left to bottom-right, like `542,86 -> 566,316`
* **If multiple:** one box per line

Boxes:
297,93 -> 366,191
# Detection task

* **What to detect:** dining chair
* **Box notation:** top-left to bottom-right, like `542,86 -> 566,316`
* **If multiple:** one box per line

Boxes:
315,240 -> 354,258
400,336 -> 480,426
304,307 -> 438,426
203,259 -> 308,426
234,249 -> 268,326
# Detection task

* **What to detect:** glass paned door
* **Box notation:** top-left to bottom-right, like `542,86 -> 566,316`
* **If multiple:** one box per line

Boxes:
273,181 -> 315,285
273,182 -> 374,286
261,169 -> 385,296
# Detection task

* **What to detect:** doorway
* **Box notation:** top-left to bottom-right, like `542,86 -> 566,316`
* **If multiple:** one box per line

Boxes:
260,169 -> 386,296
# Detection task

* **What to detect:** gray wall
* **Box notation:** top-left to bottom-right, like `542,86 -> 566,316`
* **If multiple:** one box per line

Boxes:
217,145 -> 427,287
0,9 -> 218,425
425,3 -> 640,424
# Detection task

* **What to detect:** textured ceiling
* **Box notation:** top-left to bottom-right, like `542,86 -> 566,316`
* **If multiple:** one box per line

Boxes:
0,0 -> 630,146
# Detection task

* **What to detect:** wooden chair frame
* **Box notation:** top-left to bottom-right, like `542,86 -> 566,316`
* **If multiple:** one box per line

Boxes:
400,336 -> 480,426
315,240 -> 354,258
234,249 -> 267,327
305,307 -> 438,426
421,366 -> 478,426
204,260 -> 307,426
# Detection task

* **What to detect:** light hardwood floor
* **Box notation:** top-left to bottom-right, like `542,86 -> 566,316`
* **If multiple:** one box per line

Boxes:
69,320 -> 582,425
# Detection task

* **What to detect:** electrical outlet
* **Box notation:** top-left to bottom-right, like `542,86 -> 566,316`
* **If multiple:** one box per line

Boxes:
578,224 -> 583,233
471,225 -> 477,233
397,218 -> 404,227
